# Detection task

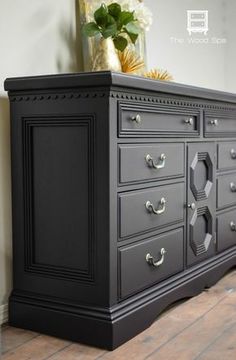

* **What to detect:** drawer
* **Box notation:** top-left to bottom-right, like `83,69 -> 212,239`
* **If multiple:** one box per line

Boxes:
119,102 -> 200,137
119,182 -> 184,239
204,111 -> 236,137
218,142 -> 236,170
119,143 -> 184,184
217,173 -> 236,208
217,209 -> 236,252
119,228 -> 184,299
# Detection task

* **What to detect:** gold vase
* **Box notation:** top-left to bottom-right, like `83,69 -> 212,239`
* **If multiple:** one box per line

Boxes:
92,38 -> 122,72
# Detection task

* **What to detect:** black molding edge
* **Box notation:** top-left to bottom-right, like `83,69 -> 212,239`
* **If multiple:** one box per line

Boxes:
4,71 -> 236,104
9,248 -> 236,350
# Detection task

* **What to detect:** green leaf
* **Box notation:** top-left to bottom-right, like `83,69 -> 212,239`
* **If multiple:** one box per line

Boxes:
118,11 -> 134,28
82,22 -> 100,37
125,21 -> 141,35
102,23 -> 117,38
94,4 -> 108,26
106,14 -> 116,25
113,36 -> 128,51
126,31 -> 138,44
108,3 -> 121,19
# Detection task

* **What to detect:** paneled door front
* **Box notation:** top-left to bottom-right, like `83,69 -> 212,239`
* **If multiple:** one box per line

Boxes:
187,143 -> 216,266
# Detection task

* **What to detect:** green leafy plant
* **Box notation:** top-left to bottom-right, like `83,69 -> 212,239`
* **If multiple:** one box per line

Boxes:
82,2 -> 141,52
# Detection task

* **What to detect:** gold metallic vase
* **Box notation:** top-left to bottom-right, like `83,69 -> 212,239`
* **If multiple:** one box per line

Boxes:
92,38 -> 122,72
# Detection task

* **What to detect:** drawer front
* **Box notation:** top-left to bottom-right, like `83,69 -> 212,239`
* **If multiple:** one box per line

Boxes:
217,209 -> 236,251
119,182 -> 184,239
119,143 -> 184,184
218,142 -> 236,170
119,102 -> 200,137
217,173 -> 236,208
204,111 -> 236,137
119,228 -> 184,299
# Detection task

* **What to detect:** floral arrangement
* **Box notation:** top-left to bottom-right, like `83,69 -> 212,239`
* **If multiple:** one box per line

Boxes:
82,1 -> 173,81
83,2 -> 143,52
89,0 -> 153,31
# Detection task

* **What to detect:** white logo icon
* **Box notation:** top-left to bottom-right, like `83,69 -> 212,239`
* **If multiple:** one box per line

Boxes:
187,10 -> 208,36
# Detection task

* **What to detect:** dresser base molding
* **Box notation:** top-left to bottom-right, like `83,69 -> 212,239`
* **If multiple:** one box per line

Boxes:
9,249 -> 236,350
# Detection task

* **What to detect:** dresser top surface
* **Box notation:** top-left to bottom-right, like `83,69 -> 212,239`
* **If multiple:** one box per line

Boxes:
4,71 -> 236,104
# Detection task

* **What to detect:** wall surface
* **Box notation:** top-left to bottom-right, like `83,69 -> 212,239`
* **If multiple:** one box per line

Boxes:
0,0 -> 235,325
0,0 -> 80,324
145,0 -> 235,92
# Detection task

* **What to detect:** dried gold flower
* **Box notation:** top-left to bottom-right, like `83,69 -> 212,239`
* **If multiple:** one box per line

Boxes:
118,49 -> 145,74
143,68 -> 173,81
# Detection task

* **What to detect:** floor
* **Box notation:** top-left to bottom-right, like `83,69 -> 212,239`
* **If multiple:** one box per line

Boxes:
1,269 -> 236,360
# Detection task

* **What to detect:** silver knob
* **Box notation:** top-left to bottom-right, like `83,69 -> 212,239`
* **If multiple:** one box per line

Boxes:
188,203 -> 196,210
230,182 -> 236,192
131,114 -> 141,124
185,117 -> 194,125
230,221 -> 236,231
209,119 -> 218,126
146,248 -> 166,267
231,149 -> 236,159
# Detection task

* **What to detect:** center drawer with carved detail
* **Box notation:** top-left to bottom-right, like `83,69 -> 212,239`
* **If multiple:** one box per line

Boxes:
119,102 -> 200,137
118,228 -> 184,299
119,182 -> 184,239
119,143 -> 184,185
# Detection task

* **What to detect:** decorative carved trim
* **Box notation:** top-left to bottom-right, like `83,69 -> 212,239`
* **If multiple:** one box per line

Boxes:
190,206 -> 213,256
22,115 -> 96,283
190,151 -> 213,201
9,89 -> 236,112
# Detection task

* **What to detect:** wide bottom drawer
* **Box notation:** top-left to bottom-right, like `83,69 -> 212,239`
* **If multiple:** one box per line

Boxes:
217,209 -> 236,252
118,228 -> 184,299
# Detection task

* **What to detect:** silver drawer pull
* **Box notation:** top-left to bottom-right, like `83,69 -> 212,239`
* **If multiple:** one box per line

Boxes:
184,117 -> 194,125
145,153 -> 166,170
187,202 -> 196,210
131,114 -> 141,124
209,119 -> 218,126
145,197 -> 166,215
231,149 -> 236,159
146,248 -> 166,267
230,221 -> 236,231
230,182 -> 236,192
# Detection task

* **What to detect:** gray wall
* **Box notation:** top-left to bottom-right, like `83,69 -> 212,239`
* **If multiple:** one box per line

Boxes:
145,0 -> 236,92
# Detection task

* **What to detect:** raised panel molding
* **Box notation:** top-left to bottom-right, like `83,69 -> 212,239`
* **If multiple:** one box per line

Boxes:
22,115 -> 96,283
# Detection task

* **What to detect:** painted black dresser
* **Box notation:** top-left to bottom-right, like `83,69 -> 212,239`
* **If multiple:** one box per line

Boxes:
4,72 -> 236,350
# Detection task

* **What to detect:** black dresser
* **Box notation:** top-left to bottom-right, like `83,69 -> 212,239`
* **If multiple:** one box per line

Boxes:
4,72 -> 236,350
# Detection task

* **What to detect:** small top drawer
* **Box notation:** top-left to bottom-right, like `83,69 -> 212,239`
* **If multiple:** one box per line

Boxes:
218,142 -> 236,170
204,111 -> 236,137
118,228 -> 184,299
118,102 -> 200,137
119,143 -> 184,184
